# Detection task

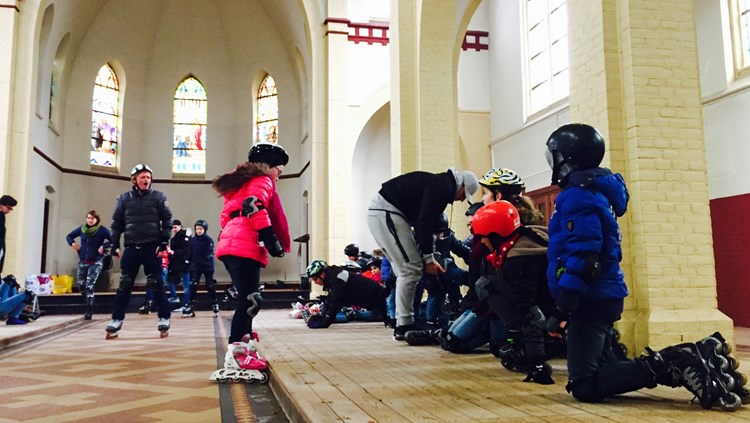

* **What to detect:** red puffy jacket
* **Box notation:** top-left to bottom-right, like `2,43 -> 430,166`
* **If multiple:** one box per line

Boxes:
216,175 -> 288,267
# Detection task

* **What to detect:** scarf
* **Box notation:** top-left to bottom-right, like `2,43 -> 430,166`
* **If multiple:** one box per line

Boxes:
81,223 -> 100,238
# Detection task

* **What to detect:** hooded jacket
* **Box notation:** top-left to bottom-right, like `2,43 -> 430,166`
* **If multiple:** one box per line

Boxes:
216,174 -> 290,266
378,170 -> 458,257
546,167 -> 629,319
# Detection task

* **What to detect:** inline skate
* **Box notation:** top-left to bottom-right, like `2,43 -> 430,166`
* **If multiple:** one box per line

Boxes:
158,318 -> 170,338
138,300 -> 153,315
641,341 -> 741,411
209,334 -> 268,384
105,319 -> 123,339
696,332 -> 749,405
211,301 -> 220,316
181,306 -> 195,318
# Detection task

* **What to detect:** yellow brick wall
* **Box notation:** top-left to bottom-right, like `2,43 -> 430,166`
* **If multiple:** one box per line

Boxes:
568,0 -> 733,352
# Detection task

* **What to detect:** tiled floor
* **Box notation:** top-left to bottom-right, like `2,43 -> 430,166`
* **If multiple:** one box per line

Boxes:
2,312 -> 750,422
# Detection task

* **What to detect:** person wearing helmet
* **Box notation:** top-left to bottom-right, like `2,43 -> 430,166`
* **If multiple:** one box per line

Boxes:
106,164 -> 173,338
478,167 -> 545,226
305,259 -> 388,329
470,200 -> 556,384
211,142 -> 291,369
544,125 -> 733,408
367,167 -> 479,340
362,257 -> 383,285
189,219 -> 218,314
341,243 -> 362,272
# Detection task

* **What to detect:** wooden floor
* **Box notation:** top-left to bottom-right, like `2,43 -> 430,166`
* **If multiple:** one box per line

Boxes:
2,310 -> 750,422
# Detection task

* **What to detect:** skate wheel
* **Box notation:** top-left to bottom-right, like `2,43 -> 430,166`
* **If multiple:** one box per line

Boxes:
259,372 -> 269,384
160,331 -> 169,338
231,377 -> 242,383
719,392 -> 742,412
736,372 -> 748,387
612,328 -> 621,341
729,355 -> 741,371
105,333 -> 118,340
217,378 -> 228,384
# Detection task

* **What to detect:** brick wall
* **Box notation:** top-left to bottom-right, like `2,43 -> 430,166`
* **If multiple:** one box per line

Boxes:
711,194 -> 750,327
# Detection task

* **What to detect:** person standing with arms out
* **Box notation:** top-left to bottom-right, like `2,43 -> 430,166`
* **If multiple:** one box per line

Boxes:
189,219 -> 218,315
106,164 -> 173,339
367,168 -> 479,340
65,210 -> 112,320
209,142 -> 290,383
0,195 -> 18,275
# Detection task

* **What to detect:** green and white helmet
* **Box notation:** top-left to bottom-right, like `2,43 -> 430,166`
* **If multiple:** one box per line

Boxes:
306,259 -> 328,277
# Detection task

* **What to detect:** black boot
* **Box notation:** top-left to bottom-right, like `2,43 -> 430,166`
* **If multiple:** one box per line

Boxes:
405,329 -> 441,346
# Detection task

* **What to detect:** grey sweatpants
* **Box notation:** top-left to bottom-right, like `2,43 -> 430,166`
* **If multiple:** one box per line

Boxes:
367,193 -> 423,327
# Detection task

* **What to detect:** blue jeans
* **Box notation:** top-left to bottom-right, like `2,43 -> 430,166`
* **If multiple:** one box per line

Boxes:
0,282 -> 26,318
446,309 -> 490,352
386,287 -> 396,319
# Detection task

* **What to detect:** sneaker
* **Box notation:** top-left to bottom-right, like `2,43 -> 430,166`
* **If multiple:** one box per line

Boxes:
6,316 -> 27,325
168,297 -> 181,304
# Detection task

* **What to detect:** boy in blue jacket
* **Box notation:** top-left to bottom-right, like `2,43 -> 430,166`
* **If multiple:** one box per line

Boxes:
189,219 -> 217,314
545,124 -> 743,411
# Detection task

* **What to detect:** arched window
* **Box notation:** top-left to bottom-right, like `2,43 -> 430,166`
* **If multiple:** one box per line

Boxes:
256,75 -> 278,144
90,64 -> 120,168
173,76 -> 207,174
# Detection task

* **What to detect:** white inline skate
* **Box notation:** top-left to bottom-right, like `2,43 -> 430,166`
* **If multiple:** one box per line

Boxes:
158,318 -> 170,338
209,332 -> 268,383
105,319 -> 123,340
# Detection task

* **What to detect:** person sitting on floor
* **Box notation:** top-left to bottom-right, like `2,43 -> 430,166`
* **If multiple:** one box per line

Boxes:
305,259 -> 389,329
0,275 -> 35,325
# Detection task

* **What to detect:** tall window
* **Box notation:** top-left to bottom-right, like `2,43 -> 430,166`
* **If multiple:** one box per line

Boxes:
173,76 -> 207,174
525,0 -> 569,115
731,0 -> 750,78
256,75 -> 278,144
90,64 -> 120,168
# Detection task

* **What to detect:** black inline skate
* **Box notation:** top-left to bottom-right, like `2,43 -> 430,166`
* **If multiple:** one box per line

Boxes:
641,341 -> 741,411
696,332 -> 749,405
405,328 -> 442,346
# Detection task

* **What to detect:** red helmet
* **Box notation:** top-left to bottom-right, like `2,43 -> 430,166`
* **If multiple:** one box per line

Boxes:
472,201 -> 521,238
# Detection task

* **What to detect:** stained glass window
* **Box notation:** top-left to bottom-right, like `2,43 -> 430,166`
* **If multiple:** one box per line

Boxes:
90,64 -> 120,168
173,76 -> 207,174
256,75 -> 278,144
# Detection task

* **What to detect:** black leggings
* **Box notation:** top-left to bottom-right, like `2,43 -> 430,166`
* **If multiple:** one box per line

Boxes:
222,256 -> 261,343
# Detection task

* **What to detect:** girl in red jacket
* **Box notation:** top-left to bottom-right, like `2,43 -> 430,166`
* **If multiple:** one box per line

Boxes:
209,142 -> 290,383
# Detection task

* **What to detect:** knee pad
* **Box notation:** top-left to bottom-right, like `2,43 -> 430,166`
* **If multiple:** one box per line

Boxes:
246,292 -> 263,317
146,276 -> 163,290
119,274 -> 135,291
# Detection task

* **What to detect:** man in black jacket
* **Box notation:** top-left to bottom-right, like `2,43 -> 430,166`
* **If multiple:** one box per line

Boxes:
366,167 -> 478,340
106,164 -> 173,339
305,260 -> 388,329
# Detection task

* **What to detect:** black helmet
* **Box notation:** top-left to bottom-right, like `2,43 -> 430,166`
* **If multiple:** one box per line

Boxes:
434,213 -> 449,233
546,123 -> 605,185
366,258 -> 382,269
194,219 -> 208,231
248,142 -> 289,167
344,243 -> 359,257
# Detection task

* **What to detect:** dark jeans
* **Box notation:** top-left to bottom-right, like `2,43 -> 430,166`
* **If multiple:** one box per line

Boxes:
222,255 -> 261,343
566,317 -> 650,402
112,245 -> 170,320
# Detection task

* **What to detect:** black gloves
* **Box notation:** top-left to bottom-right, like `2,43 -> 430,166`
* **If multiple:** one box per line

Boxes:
545,307 -> 570,336
258,226 -> 284,257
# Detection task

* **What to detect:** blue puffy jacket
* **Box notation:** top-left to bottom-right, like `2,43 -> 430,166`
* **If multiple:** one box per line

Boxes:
547,168 -> 629,310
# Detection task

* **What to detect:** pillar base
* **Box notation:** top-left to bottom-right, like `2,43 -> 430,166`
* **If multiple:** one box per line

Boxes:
617,308 -> 734,356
